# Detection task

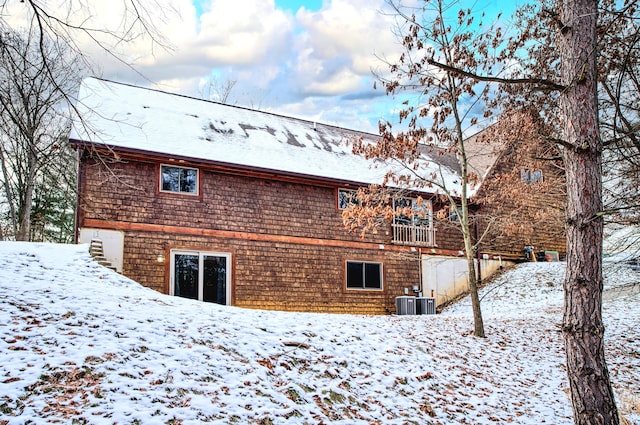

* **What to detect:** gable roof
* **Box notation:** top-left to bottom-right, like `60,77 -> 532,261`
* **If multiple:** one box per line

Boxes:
464,129 -> 505,186
70,77 -> 463,193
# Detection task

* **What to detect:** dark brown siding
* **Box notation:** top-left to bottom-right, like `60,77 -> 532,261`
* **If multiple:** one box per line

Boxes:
117,231 -> 420,314
78,152 -> 463,314
474,142 -> 566,259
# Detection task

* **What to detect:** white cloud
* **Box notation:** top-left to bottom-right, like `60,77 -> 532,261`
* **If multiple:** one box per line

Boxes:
3,0 -> 404,129
192,0 -> 293,66
295,0 -> 401,73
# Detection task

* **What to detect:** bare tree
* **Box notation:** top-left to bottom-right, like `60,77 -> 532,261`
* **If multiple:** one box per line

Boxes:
0,27 -> 81,241
353,0 -> 619,422
0,0 -> 173,78
0,0 -> 177,241
201,77 -> 239,104
343,0 -> 524,338
598,0 -> 640,256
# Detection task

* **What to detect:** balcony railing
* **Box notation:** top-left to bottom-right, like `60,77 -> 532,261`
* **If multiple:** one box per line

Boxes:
392,224 -> 436,247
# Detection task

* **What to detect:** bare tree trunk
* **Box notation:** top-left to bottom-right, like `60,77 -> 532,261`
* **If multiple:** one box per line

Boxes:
16,180 -> 35,241
0,146 -> 19,238
465,245 -> 484,337
558,0 -> 619,423
460,195 -> 485,337
15,148 -> 38,241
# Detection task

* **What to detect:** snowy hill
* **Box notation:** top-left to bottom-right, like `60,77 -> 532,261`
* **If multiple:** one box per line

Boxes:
0,242 -> 638,424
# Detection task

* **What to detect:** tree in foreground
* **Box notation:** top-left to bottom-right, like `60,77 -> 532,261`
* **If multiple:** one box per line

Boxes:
349,0 -> 619,422
505,0 -> 628,421
556,2 -> 618,421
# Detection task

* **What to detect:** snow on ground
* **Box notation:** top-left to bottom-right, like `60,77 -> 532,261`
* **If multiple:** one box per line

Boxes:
0,242 -> 638,424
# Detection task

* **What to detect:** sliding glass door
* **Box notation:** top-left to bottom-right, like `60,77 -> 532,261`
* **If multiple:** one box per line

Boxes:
171,250 -> 231,305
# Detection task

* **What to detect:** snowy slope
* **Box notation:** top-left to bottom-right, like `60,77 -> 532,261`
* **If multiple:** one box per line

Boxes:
0,242 -> 638,424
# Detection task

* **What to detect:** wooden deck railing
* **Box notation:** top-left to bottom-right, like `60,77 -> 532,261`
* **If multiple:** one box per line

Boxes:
392,224 -> 436,247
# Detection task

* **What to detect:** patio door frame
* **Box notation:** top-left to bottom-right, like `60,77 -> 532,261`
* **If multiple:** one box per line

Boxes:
169,249 -> 232,305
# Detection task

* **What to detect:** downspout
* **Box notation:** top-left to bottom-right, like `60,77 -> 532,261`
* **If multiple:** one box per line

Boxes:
418,247 -> 423,297
73,147 -> 85,244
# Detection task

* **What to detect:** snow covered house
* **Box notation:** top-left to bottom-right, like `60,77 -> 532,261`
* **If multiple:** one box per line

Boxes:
70,78 -> 565,314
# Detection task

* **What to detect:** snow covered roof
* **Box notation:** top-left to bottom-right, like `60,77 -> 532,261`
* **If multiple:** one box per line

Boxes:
70,78 -> 462,192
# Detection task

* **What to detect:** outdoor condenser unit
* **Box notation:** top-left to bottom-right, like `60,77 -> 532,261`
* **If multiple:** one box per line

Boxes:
395,296 -> 416,315
415,297 -> 436,315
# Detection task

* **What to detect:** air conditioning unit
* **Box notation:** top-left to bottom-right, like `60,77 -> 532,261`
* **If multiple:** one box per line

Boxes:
395,296 -> 416,315
415,297 -> 436,315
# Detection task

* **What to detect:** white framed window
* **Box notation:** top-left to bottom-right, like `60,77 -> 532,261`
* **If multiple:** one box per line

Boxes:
338,188 -> 358,210
170,250 -> 231,305
160,164 -> 199,195
521,169 -> 543,184
346,260 -> 383,290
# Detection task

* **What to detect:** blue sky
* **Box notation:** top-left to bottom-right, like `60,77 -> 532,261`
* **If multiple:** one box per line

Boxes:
194,0 -> 325,14
275,0 -> 324,12
69,0 -> 518,133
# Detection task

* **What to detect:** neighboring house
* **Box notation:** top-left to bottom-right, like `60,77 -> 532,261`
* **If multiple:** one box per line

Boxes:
466,113 -> 567,261
70,78 -> 565,314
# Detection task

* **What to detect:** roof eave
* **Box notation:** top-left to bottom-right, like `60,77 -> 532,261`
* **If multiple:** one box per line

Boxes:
70,138 -> 385,190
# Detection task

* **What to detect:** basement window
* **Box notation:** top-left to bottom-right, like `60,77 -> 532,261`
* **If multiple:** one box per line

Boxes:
160,164 -> 198,195
346,261 -> 383,290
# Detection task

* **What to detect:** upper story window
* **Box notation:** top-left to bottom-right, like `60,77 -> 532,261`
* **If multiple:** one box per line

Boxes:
392,197 -> 435,247
521,169 -> 543,184
393,197 -> 432,227
161,164 -> 198,195
338,188 -> 359,210
449,204 -> 460,222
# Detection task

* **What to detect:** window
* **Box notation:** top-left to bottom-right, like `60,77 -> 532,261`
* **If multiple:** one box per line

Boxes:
521,169 -> 543,184
338,188 -> 358,210
449,205 -> 460,222
393,197 -> 432,227
170,250 -> 231,304
346,261 -> 382,290
161,164 -> 198,194
392,197 -> 435,246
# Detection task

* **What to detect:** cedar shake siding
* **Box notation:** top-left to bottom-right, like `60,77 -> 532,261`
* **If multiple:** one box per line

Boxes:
473,141 -> 567,259
71,78 -> 567,314
77,150 -> 462,314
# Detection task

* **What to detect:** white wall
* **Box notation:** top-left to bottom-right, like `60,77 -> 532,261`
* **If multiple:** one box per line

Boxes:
78,228 -> 124,272
421,255 -> 510,306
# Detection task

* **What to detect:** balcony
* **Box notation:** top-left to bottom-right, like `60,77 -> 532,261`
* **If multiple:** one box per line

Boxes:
392,223 -> 436,247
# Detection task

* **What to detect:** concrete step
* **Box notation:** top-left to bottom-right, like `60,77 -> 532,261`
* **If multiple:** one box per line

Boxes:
88,239 -> 118,273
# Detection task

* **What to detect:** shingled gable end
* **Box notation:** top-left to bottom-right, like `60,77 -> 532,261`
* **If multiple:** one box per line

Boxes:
70,78 -> 565,314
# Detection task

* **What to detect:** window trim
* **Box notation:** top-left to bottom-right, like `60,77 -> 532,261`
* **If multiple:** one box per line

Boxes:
520,168 -> 544,184
169,249 -> 232,304
393,197 -> 433,228
345,260 -> 383,291
337,188 -> 359,210
159,164 -> 200,196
